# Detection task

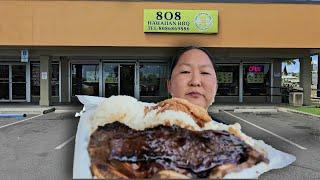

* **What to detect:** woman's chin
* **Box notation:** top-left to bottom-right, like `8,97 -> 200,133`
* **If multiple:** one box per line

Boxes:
184,97 -> 207,109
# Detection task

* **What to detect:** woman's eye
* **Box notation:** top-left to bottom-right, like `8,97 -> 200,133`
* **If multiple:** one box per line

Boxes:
180,71 -> 190,74
201,72 -> 211,75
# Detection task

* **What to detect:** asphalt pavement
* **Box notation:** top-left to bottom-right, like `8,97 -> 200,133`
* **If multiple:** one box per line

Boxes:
213,111 -> 320,180
0,112 -> 77,180
0,110 -> 319,179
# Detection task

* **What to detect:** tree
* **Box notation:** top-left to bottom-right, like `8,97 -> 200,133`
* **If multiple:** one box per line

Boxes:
284,59 -> 296,65
283,66 -> 288,76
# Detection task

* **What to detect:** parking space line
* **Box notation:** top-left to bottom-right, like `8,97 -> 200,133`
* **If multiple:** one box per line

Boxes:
54,136 -> 75,150
223,110 -> 307,150
0,114 -> 44,129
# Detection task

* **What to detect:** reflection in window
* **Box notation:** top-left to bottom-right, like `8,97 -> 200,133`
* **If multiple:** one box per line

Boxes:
103,64 -> 118,98
139,64 -> 168,102
243,64 -> 271,96
216,65 -> 239,96
31,62 -> 40,96
31,62 -> 59,96
72,64 -> 99,96
51,63 -> 59,96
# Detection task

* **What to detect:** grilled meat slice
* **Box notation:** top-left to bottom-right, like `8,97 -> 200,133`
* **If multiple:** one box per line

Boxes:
88,122 -> 267,178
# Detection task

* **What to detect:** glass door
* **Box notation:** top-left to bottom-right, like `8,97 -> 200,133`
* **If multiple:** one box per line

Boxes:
0,64 -> 26,101
103,64 -> 119,98
242,64 -> 271,103
243,64 -> 271,96
120,64 -> 135,96
0,65 -> 9,100
11,65 -> 26,100
103,63 -> 135,98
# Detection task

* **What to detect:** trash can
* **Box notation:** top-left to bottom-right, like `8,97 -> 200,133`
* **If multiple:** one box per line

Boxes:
289,87 -> 303,107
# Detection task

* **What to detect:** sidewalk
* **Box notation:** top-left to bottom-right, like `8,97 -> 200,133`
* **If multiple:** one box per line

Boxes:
1,102 -> 318,118
0,103 -> 82,114
209,103 -> 320,119
1,102 -> 280,114
208,103 -> 281,113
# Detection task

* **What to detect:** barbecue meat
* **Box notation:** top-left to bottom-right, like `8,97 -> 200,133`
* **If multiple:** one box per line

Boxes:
88,122 -> 267,178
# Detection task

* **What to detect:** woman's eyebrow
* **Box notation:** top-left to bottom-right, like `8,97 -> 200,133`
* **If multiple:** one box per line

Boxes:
178,63 -> 192,67
199,64 -> 214,68
178,63 -> 213,68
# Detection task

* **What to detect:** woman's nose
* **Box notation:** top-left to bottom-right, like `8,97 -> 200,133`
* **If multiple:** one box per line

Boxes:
188,72 -> 202,87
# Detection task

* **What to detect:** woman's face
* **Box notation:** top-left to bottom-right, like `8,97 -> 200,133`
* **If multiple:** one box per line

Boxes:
167,49 -> 218,110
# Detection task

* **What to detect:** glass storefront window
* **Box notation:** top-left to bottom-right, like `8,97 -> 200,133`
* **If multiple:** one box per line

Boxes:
139,64 -> 168,102
216,65 -> 239,96
243,64 -> 271,96
31,62 -> 60,96
72,64 -> 99,96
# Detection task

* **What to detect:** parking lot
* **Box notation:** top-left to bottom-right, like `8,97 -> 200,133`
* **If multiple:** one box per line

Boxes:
0,112 -> 77,180
214,111 -> 320,179
0,109 -> 319,179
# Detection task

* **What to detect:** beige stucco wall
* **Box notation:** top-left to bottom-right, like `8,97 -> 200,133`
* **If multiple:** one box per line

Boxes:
0,1 -> 319,48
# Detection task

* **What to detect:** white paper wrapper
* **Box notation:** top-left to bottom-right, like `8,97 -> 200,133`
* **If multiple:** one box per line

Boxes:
73,95 -> 296,179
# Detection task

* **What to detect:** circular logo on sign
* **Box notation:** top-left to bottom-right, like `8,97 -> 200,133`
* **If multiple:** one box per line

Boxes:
194,12 -> 213,31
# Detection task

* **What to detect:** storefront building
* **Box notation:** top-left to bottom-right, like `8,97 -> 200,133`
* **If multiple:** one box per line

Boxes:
0,1 -> 319,105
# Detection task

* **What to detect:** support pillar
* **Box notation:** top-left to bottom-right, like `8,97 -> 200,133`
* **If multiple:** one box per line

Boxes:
39,55 -> 52,106
299,57 -> 312,106
60,57 -> 70,102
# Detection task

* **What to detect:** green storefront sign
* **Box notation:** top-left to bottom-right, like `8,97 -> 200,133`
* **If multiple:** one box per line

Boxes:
144,9 -> 218,34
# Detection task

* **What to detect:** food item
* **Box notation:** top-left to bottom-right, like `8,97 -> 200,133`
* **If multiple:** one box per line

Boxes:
87,97 -> 268,179
89,122 -> 267,178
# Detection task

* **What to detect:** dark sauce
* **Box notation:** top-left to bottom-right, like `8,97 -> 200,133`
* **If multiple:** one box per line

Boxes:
88,122 -> 258,178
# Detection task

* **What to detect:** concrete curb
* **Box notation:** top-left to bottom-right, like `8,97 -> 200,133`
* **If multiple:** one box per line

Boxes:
234,108 -> 278,113
209,108 -> 278,114
54,109 -> 80,113
0,108 -> 52,114
208,109 -> 220,113
0,107 -> 80,114
277,107 -> 320,118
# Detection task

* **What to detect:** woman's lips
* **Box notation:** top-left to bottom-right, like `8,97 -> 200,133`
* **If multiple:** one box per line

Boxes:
186,92 -> 203,98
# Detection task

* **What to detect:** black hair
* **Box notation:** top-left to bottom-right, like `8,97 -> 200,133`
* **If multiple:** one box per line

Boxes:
169,46 -> 216,78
